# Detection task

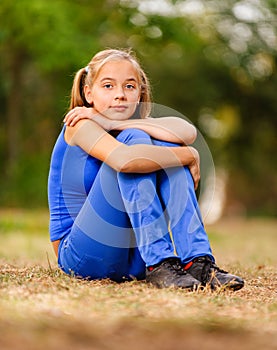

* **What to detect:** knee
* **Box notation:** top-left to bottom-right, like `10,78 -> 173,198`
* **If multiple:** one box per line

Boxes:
116,128 -> 152,145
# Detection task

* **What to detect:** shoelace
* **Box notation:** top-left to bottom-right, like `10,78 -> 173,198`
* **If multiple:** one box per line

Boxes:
166,259 -> 188,276
197,257 -> 228,284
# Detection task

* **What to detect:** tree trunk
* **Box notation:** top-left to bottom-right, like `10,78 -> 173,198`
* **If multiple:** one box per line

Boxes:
6,50 -> 25,177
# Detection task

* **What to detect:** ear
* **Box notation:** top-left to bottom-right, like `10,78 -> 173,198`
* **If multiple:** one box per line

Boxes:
84,84 -> 93,105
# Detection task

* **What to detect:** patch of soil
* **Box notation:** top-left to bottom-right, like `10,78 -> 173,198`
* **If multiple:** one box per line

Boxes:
1,318 -> 276,350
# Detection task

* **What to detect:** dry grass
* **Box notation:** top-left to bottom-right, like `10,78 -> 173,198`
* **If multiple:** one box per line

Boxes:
0,209 -> 276,350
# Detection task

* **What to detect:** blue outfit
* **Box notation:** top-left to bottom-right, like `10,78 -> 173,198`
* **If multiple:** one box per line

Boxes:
48,127 -> 213,281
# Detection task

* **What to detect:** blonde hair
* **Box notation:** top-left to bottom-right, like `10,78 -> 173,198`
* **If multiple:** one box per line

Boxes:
69,49 -> 152,119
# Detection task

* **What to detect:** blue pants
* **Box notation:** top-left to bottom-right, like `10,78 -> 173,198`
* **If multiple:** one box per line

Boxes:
58,129 -> 213,281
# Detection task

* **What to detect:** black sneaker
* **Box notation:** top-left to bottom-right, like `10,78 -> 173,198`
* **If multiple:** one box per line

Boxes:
146,258 -> 201,290
184,256 -> 244,291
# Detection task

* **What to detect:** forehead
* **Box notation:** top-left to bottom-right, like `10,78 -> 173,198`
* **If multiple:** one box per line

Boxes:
97,60 -> 139,80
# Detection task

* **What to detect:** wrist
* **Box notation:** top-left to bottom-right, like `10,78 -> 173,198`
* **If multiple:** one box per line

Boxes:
181,146 -> 199,166
109,119 -> 118,130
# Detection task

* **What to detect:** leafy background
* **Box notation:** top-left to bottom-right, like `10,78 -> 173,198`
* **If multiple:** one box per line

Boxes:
0,0 -> 276,218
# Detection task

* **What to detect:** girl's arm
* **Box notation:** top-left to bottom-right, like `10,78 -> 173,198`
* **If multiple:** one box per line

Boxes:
64,107 -> 197,145
65,120 -> 200,189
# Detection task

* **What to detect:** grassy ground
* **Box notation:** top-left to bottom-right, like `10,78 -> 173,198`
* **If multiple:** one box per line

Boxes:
0,209 -> 276,350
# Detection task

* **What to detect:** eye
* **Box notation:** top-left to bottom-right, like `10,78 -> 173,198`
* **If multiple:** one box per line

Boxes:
103,83 -> 113,89
126,84 -> 136,89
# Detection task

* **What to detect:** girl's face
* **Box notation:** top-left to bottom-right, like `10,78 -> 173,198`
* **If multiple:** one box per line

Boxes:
85,60 -> 141,120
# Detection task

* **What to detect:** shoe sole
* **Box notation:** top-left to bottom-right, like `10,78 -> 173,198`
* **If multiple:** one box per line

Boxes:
212,280 -> 244,291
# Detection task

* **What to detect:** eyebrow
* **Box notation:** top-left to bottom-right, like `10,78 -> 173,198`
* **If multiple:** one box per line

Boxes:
100,77 -> 138,82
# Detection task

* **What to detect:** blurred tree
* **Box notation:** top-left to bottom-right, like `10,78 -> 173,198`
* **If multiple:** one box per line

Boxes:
122,0 -> 277,216
0,0 -> 276,216
1,0 -> 71,174
0,0 -> 114,204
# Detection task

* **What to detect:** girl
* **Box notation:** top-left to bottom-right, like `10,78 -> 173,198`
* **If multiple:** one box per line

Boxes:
48,49 -> 244,291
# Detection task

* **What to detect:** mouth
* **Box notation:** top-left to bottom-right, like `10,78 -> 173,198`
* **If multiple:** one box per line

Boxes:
110,105 -> 129,112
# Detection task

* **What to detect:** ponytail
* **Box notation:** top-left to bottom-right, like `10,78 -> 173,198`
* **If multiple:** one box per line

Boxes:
69,67 -> 91,110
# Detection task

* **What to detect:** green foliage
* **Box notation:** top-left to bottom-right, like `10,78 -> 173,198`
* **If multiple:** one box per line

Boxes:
0,0 -> 276,215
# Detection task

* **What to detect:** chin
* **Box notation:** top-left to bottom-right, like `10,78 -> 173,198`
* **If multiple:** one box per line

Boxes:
104,111 -> 135,120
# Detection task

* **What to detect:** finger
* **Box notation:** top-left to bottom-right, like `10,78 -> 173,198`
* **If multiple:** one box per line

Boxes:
194,177 -> 198,190
69,115 -> 82,127
70,114 -> 90,126
190,169 -> 200,190
194,179 -> 199,190
63,114 -> 69,123
66,108 -> 83,125
64,114 -> 75,125
66,114 -> 80,126
64,107 -> 82,119
63,110 -> 75,123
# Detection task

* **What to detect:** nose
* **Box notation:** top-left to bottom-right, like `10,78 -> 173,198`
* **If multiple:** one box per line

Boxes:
114,87 -> 126,101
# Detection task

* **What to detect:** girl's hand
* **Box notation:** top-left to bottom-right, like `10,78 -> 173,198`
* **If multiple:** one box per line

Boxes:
188,147 -> 200,190
63,107 -> 113,130
64,107 -> 95,126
